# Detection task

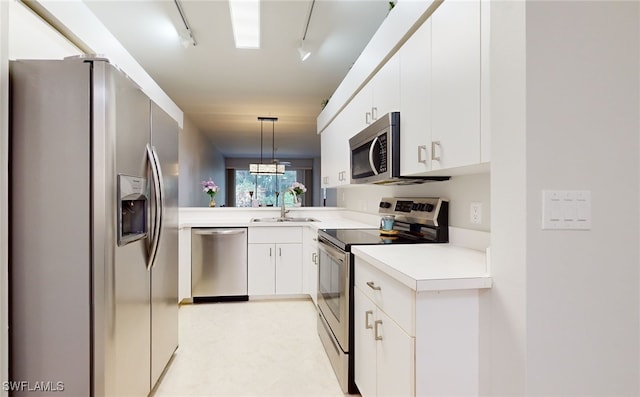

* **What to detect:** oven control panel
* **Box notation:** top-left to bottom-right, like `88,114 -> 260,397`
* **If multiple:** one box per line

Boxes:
378,197 -> 448,227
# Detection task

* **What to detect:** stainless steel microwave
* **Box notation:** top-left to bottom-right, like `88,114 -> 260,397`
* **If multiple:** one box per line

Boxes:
348,112 -> 449,185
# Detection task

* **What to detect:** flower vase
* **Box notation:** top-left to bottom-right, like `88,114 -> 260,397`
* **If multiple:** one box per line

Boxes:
208,196 -> 216,207
293,193 -> 302,207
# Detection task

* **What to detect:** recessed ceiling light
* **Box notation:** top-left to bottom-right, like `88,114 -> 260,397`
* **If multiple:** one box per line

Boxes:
229,0 -> 260,49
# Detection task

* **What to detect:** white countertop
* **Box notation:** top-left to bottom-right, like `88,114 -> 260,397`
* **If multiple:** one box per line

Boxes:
351,244 -> 492,292
179,207 -> 378,230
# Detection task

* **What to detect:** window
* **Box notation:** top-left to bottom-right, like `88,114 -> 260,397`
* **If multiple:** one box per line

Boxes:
234,170 -> 302,207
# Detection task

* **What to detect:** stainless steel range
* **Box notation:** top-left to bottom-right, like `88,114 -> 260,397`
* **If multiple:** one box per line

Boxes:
316,197 -> 449,394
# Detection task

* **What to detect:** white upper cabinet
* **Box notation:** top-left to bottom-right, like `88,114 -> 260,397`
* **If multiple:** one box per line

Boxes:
320,109 -> 350,188
320,0 -> 489,181
430,0 -> 482,171
399,19 -> 432,176
348,55 -> 401,135
370,55 -> 401,124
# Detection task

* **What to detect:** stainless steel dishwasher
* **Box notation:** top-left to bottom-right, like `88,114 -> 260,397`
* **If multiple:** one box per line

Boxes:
191,228 -> 248,303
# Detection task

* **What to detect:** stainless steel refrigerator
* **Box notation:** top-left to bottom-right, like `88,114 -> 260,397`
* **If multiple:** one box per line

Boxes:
9,58 -> 179,396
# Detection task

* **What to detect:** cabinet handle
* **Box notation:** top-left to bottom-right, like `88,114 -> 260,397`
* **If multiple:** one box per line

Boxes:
366,281 -> 381,291
269,248 -> 272,257
279,247 -> 282,257
365,310 -> 373,329
431,141 -> 442,162
312,252 -> 318,264
374,320 -> 383,341
366,111 -> 372,125
371,107 -> 378,121
418,145 -> 428,164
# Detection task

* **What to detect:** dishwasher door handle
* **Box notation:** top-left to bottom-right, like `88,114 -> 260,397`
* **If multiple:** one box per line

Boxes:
193,229 -> 246,236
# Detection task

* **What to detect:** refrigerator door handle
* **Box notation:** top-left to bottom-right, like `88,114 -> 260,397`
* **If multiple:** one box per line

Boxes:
146,144 -> 164,270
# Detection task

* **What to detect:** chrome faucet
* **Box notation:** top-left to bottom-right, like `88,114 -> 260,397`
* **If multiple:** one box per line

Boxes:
279,192 -> 289,219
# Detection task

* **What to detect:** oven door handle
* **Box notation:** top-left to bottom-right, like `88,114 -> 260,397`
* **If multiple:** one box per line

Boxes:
318,239 -> 348,263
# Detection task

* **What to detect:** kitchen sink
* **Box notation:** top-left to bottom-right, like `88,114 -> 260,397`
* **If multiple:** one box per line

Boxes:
251,217 -> 319,223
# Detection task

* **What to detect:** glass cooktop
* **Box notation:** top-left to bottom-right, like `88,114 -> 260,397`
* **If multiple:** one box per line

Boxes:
318,228 -> 438,251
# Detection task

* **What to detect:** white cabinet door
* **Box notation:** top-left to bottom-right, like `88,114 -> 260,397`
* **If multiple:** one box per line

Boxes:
248,244 -> 275,295
350,55 -> 401,132
431,0 -> 481,170
320,110 -> 350,187
302,227 -> 318,305
376,309 -> 415,397
371,54 -> 400,122
320,121 -> 336,187
400,19 -> 432,176
275,243 -> 303,294
354,287 -> 378,397
349,83 -> 374,133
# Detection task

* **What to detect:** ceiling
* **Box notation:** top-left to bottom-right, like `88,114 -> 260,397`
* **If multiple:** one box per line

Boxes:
83,0 -> 392,159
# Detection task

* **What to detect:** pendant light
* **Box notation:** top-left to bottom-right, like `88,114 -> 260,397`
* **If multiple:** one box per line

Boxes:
249,116 -> 285,175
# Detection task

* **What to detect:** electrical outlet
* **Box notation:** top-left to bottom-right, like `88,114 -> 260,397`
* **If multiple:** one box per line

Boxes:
470,202 -> 482,224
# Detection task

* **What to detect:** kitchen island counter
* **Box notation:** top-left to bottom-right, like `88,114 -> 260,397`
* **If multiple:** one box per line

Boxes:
352,244 -> 491,292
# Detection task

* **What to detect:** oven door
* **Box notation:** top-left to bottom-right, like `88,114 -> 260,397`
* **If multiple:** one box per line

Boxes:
317,237 -> 350,351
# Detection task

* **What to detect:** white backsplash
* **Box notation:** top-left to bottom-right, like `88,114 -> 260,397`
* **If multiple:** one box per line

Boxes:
337,172 -> 491,232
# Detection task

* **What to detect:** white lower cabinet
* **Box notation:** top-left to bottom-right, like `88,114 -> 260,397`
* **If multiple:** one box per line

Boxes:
354,256 -> 480,396
355,287 -> 415,397
274,243 -> 303,294
247,244 -> 276,295
302,226 -> 319,305
248,227 -> 303,296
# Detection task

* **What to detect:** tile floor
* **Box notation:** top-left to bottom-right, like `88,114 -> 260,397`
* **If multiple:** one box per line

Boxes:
153,299 -> 350,397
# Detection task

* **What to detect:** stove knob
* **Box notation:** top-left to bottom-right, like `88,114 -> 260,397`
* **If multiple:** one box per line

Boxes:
425,203 -> 435,212
379,201 -> 392,209
412,203 -> 420,211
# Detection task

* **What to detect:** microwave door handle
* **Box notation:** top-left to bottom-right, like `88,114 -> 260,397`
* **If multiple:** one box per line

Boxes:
368,136 -> 380,175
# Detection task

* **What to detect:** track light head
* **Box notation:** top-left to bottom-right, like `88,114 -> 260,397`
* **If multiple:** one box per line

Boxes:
298,46 -> 311,62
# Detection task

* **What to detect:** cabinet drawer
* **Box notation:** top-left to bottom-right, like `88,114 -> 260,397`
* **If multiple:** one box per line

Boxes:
355,257 -> 415,336
248,227 -> 302,244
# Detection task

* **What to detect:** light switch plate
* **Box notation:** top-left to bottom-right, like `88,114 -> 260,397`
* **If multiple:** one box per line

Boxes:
542,190 -> 591,230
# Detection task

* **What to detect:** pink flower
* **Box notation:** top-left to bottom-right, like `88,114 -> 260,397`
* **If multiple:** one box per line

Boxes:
289,181 -> 307,195
201,178 -> 219,196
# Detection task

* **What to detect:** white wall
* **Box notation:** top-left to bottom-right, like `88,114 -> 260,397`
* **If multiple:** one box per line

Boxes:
179,117 -> 226,207
484,0 -> 528,394
8,1 -> 81,59
337,172 -> 491,231
525,2 -> 639,394
32,1 -> 183,128
487,1 -> 640,395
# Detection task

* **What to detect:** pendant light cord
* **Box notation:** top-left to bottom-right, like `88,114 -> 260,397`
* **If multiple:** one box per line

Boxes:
302,0 -> 316,41
260,119 -> 264,164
